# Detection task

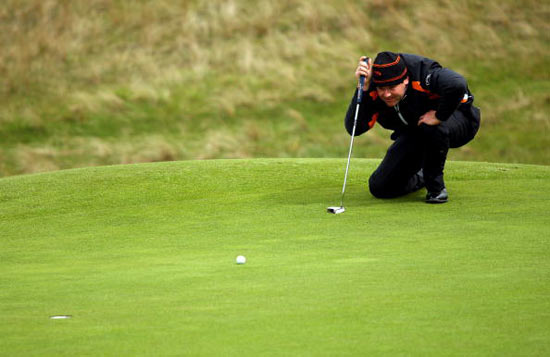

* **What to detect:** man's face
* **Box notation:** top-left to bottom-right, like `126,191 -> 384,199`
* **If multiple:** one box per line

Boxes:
376,77 -> 409,107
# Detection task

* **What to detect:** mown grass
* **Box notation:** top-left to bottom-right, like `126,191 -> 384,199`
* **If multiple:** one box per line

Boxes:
1,159 -> 549,355
1,0 -> 549,176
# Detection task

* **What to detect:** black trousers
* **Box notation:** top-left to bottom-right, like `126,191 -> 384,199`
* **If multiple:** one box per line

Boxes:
369,106 -> 480,198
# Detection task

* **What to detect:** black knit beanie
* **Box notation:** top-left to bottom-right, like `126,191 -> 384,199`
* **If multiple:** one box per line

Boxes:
372,51 -> 408,87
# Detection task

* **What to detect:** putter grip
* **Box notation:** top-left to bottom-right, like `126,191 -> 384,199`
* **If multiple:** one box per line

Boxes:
357,56 -> 370,104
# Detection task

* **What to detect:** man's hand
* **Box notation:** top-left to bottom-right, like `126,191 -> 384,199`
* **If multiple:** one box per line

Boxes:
418,110 -> 441,126
355,56 -> 372,91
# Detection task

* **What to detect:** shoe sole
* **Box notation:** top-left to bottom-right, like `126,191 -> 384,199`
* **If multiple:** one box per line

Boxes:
425,198 -> 448,204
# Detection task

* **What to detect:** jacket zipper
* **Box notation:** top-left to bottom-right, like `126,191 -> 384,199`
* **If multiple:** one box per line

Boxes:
394,103 -> 408,126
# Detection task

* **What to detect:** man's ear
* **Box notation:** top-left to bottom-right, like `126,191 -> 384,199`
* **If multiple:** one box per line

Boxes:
403,76 -> 410,85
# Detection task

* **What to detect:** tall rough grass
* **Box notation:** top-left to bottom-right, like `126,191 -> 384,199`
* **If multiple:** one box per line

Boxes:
1,0 -> 548,176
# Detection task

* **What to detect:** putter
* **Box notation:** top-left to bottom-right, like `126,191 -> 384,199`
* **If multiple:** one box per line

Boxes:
327,57 -> 369,214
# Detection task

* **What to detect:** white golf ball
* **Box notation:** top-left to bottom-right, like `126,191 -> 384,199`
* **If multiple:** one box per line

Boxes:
236,255 -> 246,264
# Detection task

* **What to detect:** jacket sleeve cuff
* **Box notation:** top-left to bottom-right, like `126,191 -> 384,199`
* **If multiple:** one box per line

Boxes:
435,109 -> 452,121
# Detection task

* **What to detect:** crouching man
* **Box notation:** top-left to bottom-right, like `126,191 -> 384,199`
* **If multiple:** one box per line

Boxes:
346,51 -> 481,203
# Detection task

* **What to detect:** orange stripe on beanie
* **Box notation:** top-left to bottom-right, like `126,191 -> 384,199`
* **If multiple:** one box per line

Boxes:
372,52 -> 408,87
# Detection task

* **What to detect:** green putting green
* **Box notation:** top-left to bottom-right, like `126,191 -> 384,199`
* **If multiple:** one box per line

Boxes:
1,159 -> 549,356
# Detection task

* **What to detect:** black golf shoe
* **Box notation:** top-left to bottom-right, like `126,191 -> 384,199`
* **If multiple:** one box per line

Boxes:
425,188 -> 448,204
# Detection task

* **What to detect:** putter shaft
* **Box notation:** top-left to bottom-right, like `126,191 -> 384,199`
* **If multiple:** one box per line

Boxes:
327,57 -> 369,214
339,101 -> 360,208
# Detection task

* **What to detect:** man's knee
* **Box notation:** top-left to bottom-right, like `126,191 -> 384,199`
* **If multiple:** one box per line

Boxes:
419,124 -> 450,153
369,171 -> 393,198
419,123 -> 449,141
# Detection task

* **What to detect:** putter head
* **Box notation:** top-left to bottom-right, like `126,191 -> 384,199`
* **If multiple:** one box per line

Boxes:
327,206 -> 345,214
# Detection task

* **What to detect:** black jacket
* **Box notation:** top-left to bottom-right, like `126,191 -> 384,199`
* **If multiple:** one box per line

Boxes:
345,53 -> 480,136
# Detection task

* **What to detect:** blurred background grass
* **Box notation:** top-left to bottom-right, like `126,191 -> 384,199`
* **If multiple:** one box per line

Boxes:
1,0 -> 548,176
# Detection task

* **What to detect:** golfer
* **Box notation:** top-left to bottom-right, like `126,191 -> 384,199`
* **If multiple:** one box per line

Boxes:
346,51 -> 481,203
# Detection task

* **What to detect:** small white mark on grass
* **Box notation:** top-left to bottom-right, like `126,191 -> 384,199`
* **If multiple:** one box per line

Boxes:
49,315 -> 72,320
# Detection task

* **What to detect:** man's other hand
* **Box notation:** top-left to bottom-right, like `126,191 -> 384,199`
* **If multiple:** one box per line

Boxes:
418,110 -> 441,126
